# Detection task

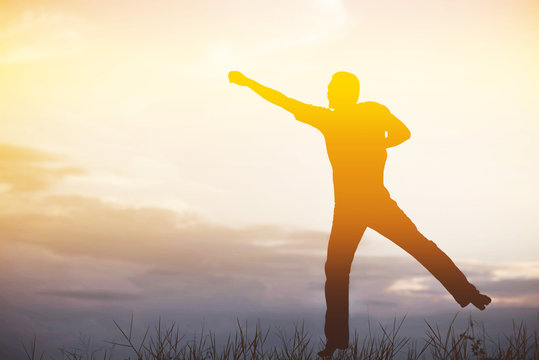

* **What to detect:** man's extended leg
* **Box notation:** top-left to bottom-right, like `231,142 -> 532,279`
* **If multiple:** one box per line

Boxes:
323,204 -> 366,350
367,197 -> 490,309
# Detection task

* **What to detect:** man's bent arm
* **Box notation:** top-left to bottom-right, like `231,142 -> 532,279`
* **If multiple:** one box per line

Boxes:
229,71 -> 307,115
385,113 -> 411,148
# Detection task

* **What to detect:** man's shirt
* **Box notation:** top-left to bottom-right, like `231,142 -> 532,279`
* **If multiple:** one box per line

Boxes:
293,101 -> 398,202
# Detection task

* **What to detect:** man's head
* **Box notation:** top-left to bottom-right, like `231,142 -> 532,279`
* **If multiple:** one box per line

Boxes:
327,71 -> 360,109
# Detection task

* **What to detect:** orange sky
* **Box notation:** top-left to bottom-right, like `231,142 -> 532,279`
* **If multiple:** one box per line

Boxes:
1,0 -> 538,259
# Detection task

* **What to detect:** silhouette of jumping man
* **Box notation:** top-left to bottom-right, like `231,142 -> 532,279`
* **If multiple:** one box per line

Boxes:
228,70 -> 491,357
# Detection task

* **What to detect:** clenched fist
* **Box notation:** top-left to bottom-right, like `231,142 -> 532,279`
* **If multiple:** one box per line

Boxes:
228,71 -> 250,86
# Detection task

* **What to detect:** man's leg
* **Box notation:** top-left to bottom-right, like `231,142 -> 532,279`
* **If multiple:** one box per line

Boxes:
323,204 -> 366,349
367,197 -> 490,308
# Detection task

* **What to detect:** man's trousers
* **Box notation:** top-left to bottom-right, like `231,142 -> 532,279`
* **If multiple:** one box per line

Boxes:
323,195 -> 476,348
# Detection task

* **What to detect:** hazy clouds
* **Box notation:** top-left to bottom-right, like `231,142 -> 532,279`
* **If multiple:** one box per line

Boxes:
1,144 -> 537,360
0,144 -> 84,193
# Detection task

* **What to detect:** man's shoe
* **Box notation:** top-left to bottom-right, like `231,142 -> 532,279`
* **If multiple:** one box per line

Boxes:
470,292 -> 491,310
317,346 -> 337,358
317,344 -> 347,358
455,285 -> 492,310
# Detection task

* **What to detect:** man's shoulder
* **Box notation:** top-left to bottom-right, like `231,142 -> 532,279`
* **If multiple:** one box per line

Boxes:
356,101 -> 391,117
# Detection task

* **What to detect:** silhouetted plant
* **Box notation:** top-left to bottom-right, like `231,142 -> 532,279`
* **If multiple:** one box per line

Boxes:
21,314 -> 538,359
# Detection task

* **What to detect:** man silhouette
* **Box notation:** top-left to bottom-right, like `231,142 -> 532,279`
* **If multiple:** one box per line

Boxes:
228,70 -> 491,357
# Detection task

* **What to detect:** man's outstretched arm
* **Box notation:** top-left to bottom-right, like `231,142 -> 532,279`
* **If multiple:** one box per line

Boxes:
228,71 -> 308,115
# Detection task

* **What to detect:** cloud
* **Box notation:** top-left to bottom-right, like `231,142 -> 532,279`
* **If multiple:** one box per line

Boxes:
0,144 -> 84,193
38,289 -> 143,301
0,192 -> 330,275
2,192 -> 537,317
2,189 -> 538,309
0,191 -> 538,359
0,142 -> 536,315
0,142 -> 537,358
484,278 -> 539,296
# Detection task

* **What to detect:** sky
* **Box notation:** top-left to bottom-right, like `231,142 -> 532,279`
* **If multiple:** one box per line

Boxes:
0,0 -> 538,358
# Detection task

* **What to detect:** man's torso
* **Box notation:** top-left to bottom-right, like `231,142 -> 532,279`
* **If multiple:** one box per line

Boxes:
297,102 -> 392,202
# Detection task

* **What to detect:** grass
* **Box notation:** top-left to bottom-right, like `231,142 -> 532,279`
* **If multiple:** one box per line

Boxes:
21,314 -> 538,360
